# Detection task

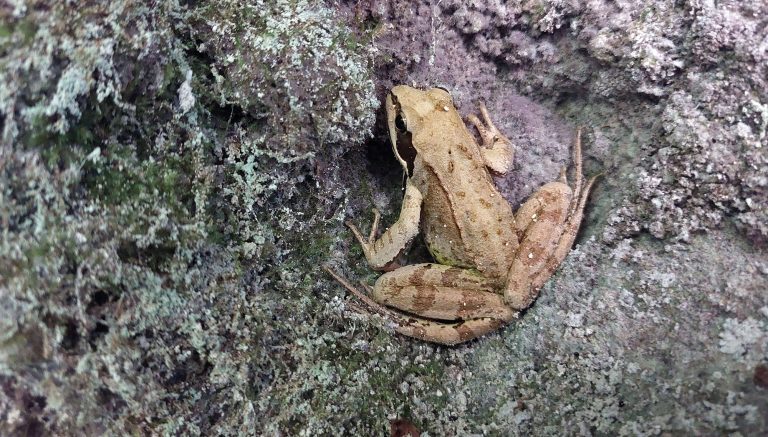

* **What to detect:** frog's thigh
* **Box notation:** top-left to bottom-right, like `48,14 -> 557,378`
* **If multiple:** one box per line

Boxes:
505,182 -> 572,309
373,264 -> 516,322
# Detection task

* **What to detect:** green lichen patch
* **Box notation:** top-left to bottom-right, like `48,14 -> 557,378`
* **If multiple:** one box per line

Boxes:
186,0 -> 379,155
1,0 -> 388,434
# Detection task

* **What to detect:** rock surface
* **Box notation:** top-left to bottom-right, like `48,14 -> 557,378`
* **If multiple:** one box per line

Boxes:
1,0 -> 766,435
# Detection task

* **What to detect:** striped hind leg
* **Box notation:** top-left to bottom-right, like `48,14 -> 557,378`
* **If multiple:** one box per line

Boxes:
372,264 -> 517,345
393,317 -> 513,346
504,128 -> 599,309
326,263 -> 517,345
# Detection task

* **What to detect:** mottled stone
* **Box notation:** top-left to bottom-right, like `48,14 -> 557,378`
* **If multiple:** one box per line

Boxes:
1,0 -> 766,435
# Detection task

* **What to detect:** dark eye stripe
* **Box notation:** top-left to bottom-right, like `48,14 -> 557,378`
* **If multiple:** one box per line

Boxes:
396,130 -> 416,176
395,113 -> 407,132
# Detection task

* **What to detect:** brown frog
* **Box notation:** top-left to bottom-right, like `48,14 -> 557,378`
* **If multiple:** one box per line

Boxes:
327,85 -> 598,345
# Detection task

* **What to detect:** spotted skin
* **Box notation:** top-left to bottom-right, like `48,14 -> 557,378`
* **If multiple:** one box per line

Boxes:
373,264 -> 516,322
327,85 -> 599,345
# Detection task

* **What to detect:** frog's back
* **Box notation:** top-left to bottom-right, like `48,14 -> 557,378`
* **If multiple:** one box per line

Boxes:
413,124 -> 518,282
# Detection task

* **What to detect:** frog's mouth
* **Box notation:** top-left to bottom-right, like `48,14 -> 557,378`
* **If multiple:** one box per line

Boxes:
388,92 -> 416,177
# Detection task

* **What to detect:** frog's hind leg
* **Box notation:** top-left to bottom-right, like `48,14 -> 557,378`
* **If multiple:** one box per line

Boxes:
326,264 -> 516,346
537,129 -> 600,288
504,182 -> 572,309
504,128 -> 599,309
395,317 -> 510,346
372,264 -> 517,322
531,173 -> 599,293
372,264 -> 517,345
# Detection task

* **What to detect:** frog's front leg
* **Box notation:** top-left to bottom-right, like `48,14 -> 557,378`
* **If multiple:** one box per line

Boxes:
372,264 -> 517,345
347,179 -> 423,271
467,102 -> 514,174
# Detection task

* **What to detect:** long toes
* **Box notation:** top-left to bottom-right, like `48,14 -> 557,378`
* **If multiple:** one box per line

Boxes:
368,209 -> 381,242
583,174 -> 601,195
468,114 -> 489,132
479,102 -> 494,127
346,221 -> 360,233
346,222 -> 367,244
467,114 -> 482,126
468,115 -> 489,138
570,173 -> 600,215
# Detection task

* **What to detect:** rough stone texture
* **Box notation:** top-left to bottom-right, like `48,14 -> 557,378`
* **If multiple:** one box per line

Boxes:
1,0 -> 766,435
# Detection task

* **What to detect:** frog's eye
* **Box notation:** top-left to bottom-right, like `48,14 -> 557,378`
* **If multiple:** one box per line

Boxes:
395,113 -> 407,132
395,128 -> 416,176
434,86 -> 452,99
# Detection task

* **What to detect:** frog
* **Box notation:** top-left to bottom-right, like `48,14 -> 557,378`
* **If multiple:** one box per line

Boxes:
326,85 -> 598,346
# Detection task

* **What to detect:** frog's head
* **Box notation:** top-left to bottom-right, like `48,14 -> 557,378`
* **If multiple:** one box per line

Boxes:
386,85 -> 455,176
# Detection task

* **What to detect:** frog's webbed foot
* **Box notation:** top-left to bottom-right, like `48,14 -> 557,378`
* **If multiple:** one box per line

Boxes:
467,102 -> 514,174
504,127 -> 600,309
